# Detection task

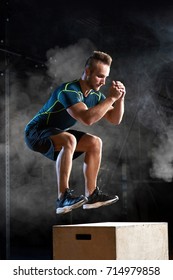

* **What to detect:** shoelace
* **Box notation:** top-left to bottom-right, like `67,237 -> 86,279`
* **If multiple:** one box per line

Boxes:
66,189 -> 75,198
96,187 -> 106,195
96,188 -> 110,198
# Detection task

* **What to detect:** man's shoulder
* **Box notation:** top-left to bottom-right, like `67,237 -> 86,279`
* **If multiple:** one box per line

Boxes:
61,80 -> 80,92
53,80 -> 80,97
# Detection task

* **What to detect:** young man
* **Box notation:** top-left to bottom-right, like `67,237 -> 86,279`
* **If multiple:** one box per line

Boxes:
25,51 -> 126,214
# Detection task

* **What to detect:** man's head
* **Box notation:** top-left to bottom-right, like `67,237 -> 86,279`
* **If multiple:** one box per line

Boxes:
85,51 -> 112,69
84,51 -> 112,91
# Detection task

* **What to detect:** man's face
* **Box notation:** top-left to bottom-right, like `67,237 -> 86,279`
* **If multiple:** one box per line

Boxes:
86,62 -> 110,91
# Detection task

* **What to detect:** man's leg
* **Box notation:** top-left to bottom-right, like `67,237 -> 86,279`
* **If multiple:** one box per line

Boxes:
75,133 -> 102,196
50,131 -> 118,212
50,132 -> 77,197
50,132 -> 87,214
76,133 -> 119,209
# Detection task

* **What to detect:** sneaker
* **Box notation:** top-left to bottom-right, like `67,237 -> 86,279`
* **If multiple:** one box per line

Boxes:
56,189 -> 88,214
83,187 -> 119,209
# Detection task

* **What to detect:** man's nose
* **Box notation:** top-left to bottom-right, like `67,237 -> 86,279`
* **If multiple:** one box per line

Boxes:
101,78 -> 106,85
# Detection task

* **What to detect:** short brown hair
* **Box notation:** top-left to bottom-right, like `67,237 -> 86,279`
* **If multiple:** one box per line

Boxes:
85,51 -> 112,69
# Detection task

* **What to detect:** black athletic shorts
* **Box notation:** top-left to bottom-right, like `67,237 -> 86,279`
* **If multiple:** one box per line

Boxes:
24,126 -> 86,161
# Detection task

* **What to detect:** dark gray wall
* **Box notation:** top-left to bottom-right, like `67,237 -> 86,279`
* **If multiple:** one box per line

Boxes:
0,0 -> 173,259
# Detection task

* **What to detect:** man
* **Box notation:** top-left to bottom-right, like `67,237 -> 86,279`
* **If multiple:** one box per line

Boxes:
25,51 -> 126,214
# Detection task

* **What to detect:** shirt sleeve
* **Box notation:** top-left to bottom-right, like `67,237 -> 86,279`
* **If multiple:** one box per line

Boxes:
99,93 -> 106,102
58,90 -> 83,109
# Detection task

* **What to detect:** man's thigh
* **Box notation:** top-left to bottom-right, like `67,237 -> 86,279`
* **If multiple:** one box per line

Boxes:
76,133 -> 100,152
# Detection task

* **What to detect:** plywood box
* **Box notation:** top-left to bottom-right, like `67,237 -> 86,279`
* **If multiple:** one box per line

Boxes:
53,222 -> 169,260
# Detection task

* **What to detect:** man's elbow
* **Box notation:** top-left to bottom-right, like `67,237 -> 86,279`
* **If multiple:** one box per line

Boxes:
115,120 -> 122,125
110,117 -> 123,125
83,119 -> 94,126
80,117 -> 94,126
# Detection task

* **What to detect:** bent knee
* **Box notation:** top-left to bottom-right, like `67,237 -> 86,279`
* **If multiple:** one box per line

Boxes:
63,133 -> 77,149
87,135 -> 102,151
50,132 -> 77,151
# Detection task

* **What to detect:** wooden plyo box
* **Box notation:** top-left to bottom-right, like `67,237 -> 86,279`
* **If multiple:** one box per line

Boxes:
53,222 -> 169,260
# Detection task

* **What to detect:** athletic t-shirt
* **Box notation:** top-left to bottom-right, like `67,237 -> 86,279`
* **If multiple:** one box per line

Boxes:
25,79 -> 106,131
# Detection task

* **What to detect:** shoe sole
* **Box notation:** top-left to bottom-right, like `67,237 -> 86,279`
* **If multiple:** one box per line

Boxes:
56,198 -> 87,215
83,196 -> 119,210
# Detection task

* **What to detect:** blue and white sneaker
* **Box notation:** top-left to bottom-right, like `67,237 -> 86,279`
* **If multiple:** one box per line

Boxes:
56,189 -> 88,214
83,187 -> 119,209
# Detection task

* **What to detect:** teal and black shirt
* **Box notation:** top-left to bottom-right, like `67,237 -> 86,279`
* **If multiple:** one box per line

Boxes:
25,79 -> 106,131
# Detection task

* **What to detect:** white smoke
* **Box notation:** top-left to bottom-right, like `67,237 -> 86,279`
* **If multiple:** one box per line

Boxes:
123,10 -> 173,183
150,125 -> 173,182
46,38 -> 95,84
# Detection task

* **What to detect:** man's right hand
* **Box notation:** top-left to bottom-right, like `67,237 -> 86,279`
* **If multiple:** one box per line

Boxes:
109,80 -> 126,101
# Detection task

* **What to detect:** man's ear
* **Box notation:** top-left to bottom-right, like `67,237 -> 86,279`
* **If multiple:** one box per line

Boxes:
85,66 -> 90,77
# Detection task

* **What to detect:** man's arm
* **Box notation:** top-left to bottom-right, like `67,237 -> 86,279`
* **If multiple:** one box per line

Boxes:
67,81 -> 126,126
67,96 -> 116,126
104,96 -> 125,124
103,81 -> 125,124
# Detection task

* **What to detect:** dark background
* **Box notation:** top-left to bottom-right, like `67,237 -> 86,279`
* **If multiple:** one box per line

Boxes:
0,0 -> 173,259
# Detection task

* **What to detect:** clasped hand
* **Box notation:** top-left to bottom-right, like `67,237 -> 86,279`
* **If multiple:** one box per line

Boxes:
109,80 -> 126,101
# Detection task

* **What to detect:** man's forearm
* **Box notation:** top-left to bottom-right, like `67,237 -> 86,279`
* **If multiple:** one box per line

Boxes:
83,96 -> 117,125
104,98 -> 125,124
